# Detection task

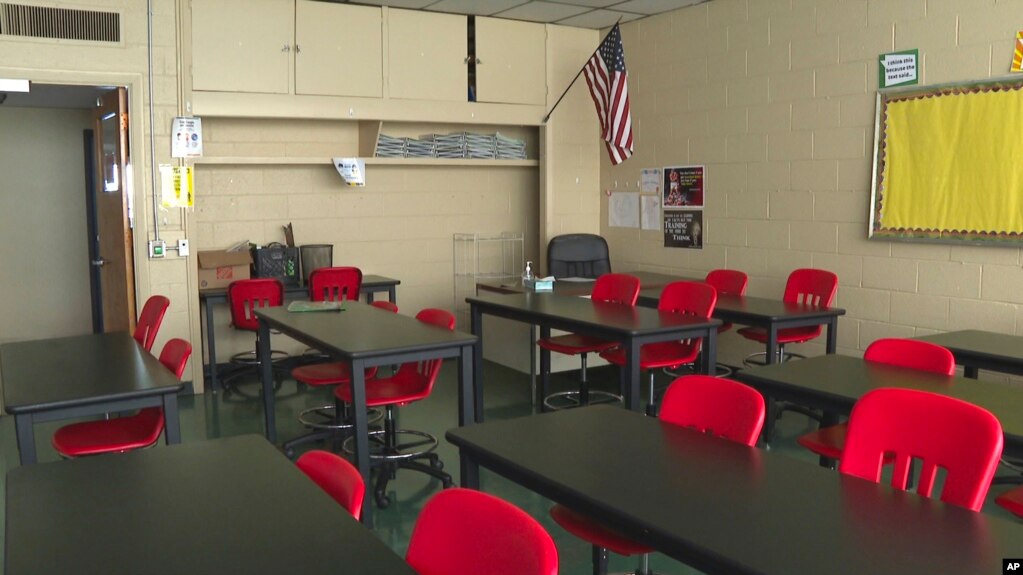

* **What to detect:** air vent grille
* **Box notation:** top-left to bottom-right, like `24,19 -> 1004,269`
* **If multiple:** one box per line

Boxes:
0,3 -> 119,42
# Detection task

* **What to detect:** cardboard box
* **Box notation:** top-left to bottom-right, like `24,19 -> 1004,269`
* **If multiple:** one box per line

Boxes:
197,250 -> 251,290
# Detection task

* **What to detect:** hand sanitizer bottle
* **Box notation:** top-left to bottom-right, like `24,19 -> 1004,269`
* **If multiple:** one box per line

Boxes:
522,261 -> 534,284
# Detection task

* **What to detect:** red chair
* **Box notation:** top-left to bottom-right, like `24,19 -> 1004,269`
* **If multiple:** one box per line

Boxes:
295,450 -> 366,520
337,308 -> 455,508
309,266 -> 362,302
996,486 -> 1023,517
599,281 -> 717,416
798,338 -> 955,463
550,375 -> 765,575
737,268 -> 838,365
133,295 -> 170,352
282,299 -> 397,458
407,488 -> 558,575
224,278 -> 287,396
51,338 -> 192,457
538,273 -> 640,410
839,388 -> 1003,511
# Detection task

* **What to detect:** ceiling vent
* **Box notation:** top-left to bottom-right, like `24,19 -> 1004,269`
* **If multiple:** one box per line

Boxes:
0,2 -> 119,42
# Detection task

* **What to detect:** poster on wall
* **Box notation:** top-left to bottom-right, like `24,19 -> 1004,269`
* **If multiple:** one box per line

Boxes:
641,195 -> 661,230
171,117 -> 203,158
663,165 -> 704,208
159,165 -> 194,208
664,210 -> 702,249
640,168 -> 661,194
609,192 -> 640,228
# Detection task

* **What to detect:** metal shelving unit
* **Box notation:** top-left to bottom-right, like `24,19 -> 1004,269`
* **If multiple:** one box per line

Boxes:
453,232 -> 523,328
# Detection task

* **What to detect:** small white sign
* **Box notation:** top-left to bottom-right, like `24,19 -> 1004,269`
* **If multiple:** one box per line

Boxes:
171,117 -> 203,158
879,50 -> 918,88
333,157 -> 366,186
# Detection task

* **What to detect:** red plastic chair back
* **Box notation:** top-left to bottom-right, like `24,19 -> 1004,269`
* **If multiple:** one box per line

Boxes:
705,269 -> 747,296
784,268 -> 837,306
158,338 -> 192,379
864,338 -> 955,375
659,375 -> 765,446
228,279 -> 284,332
658,280 -> 717,352
309,266 -> 362,302
371,300 -> 399,313
134,295 -> 170,351
394,309 -> 455,384
296,450 -> 366,521
839,388 -> 1003,511
406,488 -> 558,575
591,273 -> 641,306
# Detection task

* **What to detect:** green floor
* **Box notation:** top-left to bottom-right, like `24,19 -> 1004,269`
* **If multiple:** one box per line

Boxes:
1,360 -> 1020,574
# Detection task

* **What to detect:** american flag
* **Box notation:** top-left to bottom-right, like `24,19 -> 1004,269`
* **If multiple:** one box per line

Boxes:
583,24 -> 633,165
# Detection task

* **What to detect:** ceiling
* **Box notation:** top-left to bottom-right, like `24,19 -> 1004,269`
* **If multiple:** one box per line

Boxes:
335,0 -> 708,29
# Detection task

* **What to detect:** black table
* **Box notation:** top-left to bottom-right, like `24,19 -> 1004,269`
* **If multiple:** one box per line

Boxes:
1,332 -> 184,465
256,302 -> 477,525
735,354 -> 1023,458
199,274 -> 399,393
640,290 -> 845,363
476,270 -> 688,297
914,329 -> 1023,378
447,406 -> 1023,575
467,292 -> 720,419
5,435 -> 415,575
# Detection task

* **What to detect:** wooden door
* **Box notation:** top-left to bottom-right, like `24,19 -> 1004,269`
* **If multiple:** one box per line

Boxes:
92,87 -> 136,333
296,1 -> 382,97
475,17 -> 547,105
387,9 -> 466,102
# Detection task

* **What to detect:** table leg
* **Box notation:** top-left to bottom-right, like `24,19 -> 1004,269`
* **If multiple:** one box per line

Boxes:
205,298 -> 220,393
388,286 -> 396,303
257,319 -> 277,443
14,414 -> 36,465
470,304 -> 485,423
702,328 -> 717,375
624,338 -> 641,412
529,325 -> 537,406
460,451 -> 480,489
964,365 -> 979,379
350,358 -> 373,527
458,343 -> 475,426
539,325 -> 551,411
766,327 -> 779,365
162,392 -> 182,444
826,318 -> 838,354
817,411 -> 840,469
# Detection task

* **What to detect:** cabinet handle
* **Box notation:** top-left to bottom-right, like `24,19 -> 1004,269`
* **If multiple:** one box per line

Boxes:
464,56 -> 471,64
281,44 -> 291,52
294,44 -> 301,53
476,58 -> 482,65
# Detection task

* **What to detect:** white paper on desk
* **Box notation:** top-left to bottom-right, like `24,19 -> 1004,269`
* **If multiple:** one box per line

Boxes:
609,192 -> 639,228
642,195 -> 661,230
559,277 -> 594,282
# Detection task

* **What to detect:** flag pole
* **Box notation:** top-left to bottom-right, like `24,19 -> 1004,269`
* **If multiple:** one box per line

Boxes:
542,20 -> 622,124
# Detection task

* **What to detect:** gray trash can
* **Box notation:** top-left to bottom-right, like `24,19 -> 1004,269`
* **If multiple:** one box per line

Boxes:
300,244 -> 333,286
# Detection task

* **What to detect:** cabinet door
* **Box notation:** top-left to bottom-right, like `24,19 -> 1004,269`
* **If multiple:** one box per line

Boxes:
191,0 -> 293,94
387,9 -> 466,102
475,17 -> 546,106
296,1 -> 382,97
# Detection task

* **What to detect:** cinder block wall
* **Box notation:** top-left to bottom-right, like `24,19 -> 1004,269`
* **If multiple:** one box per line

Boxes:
603,0 -> 1023,374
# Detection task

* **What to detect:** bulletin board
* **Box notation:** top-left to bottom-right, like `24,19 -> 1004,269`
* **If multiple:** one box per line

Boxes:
869,77 -> 1023,244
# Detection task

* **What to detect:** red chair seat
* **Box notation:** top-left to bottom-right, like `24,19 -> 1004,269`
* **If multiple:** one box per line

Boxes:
334,369 -> 429,407
996,486 -> 1023,517
536,333 -> 617,356
735,325 -> 821,345
292,362 -> 378,387
600,340 -> 701,370
550,504 -> 653,556
52,408 -> 164,456
797,423 -> 849,460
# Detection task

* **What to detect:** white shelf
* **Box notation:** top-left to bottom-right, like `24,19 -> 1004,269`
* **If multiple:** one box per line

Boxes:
193,156 -> 538,167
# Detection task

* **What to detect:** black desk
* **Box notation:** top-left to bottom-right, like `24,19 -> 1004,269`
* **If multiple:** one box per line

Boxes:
5,435 -> 415,575
640,290 -> 845,363
914,329 -> 1023,378
467,292 -> 720,418
735,354 -> 1023,458
199,274 -> 399,393
255,302 -> 477,525
447,406 -> 1023,575
1,332 -> 184,465
476,270 -> 689,297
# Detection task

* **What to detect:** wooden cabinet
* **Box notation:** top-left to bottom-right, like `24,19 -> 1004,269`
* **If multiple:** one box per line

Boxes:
474,17 -> 547,106
295,1 -> 382,98
387,9 -> 467,102
191,0 -> 292,94
191,0 -> 383,98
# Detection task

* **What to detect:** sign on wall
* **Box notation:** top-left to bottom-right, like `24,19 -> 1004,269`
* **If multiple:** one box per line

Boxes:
662,165 -> 704,249
664,210 -> 702,248
878,50 -> 918,88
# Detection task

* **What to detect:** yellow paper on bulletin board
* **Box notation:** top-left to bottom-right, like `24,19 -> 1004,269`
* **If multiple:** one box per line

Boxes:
872,79 -> 1023,243
160,165 -> 194,208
